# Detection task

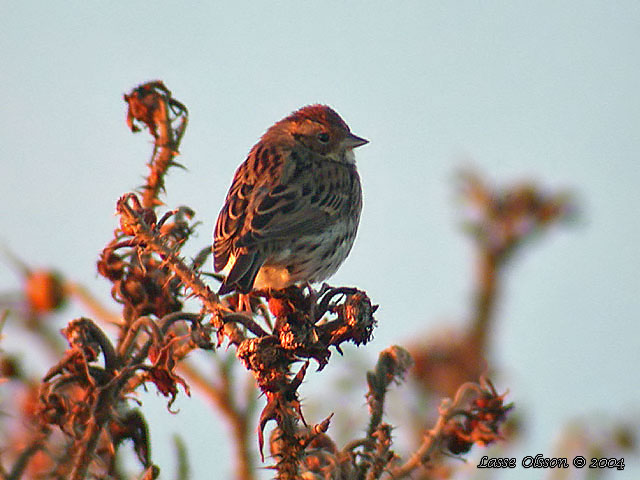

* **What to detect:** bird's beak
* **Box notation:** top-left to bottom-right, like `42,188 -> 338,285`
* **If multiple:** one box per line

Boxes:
343,132 -> 369,149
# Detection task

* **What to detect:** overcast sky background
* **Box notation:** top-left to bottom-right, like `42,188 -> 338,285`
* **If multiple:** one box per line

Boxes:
1,2 -> 639,478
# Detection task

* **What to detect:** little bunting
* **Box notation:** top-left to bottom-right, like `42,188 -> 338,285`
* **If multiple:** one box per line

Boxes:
214,104 -> 368,295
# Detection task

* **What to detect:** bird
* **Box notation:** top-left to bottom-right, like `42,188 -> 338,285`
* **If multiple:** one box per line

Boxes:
214,104 -> 368,296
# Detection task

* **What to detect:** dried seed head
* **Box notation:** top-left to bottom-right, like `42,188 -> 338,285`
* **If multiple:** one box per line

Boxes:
119,207 -> 156,235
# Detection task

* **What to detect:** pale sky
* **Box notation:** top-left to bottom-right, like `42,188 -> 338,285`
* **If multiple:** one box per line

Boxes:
2,2 -> 639,478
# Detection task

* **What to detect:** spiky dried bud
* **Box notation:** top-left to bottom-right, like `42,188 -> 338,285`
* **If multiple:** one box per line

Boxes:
97,250 -> 126,281
124,81 -> 170,137
442,380 -> 513,455
236,336 -> 291,391
119,206 -> 156,235
377,345 -> 414,385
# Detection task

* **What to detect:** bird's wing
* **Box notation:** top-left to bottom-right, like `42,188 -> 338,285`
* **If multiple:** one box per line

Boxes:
238,156 -> 359,248
214,167 -> 252,272
214,148 -> 359,269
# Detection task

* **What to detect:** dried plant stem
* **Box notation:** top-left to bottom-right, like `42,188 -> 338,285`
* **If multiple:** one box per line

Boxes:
142,94 -> 173,208
68,349 -> 136,480
356,347 -> 412,480
357,376 -> 390,479
30,322 -> 66,358
275,411 -> 302,480
389,382 -> 482,478
117,199 -> 249,350
365,424 -> 392,480
389,411 -> 448,478
469,250 -> 499,355
65,281 -> 122,326
70,387 -> 113,480
117,202 -> 215,316
132,82 -> 188,209
365,385 -> 386,441
118,201 -> 217,316
6,429 -> 49,480
179,361 -> 255,480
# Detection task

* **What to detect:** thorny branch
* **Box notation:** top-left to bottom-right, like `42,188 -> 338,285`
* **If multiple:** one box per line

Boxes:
409,171 -> 575,402
354,346 -> 413,480
124,80 -> 188,209
178,358 -> 256,480
461,171 -> 575,355
389,378 -> 512,478
0,81 -> 524,480
114,191 -> 380,479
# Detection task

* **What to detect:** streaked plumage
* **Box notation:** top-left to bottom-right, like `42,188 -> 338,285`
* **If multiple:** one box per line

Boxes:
214,104 -> 367,294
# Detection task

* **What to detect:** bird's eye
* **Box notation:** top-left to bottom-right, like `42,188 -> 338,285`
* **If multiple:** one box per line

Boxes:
317,132 -> 330,143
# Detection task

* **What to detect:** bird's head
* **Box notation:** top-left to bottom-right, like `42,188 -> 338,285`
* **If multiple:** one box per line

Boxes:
270,104 -> 368,164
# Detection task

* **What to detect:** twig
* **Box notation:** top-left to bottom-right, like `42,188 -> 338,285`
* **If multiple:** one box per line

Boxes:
388,382 -> 483,478
65,281 -> 122,326
70,387 -> 113,480
123,81 -> 188,209
178,359 -> 255,480
357,347 -> 412,480
468,249 -> 499,359
172,435 -> 189,480
116,199 -> 227,329
6,429 -> 49,480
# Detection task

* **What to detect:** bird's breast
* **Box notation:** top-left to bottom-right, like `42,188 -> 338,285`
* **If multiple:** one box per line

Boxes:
254,219 -> 359,290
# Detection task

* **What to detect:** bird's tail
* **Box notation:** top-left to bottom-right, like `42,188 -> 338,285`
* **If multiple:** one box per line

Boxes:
218,251 -> 265,295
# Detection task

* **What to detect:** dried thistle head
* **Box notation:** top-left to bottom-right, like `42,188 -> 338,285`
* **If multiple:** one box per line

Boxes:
442,379 -> 513,455
124,81 -> 170,137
